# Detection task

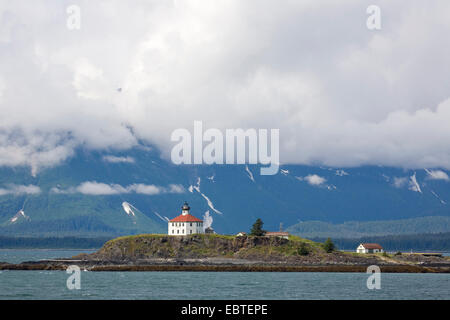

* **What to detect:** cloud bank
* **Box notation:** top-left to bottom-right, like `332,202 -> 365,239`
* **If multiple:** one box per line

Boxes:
299,174 -> 327,186
102,155 -> 135,164
51,181 -> 185,195
0,184 -> 41,196
1,1 -> 450,173
425,169 -> 449,181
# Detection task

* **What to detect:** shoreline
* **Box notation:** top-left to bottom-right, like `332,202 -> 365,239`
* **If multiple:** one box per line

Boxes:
1,262 -> 449,273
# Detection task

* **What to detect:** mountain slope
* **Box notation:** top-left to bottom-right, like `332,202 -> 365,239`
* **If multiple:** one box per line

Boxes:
0,146 -> 449,236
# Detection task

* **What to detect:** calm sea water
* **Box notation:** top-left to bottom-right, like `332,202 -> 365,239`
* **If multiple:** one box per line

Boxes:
0,249 -> 97,264
0,250 -> 449,300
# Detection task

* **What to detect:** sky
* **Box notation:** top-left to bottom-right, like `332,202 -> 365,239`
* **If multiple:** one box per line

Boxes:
1,0 -> 450,175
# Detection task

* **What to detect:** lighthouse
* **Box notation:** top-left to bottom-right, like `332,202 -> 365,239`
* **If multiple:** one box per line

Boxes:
168,202 -> 204,235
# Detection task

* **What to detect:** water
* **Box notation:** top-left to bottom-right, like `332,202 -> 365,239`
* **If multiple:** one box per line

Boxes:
0,250 -> 449,300
0,249 -> 97,264
0,271 -> 449,300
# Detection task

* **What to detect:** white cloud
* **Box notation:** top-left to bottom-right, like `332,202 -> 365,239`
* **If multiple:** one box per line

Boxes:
168,184 -> 185,194
299,174 -> 327,186
0,184 -> 41,196
127,184 -> 162,195
51,181 -> 185,195
203,210 -> 213,230
102,155 -> 135,163
393,177 -> 408,188
1,1 -> 450,173
425,169 -> 449,181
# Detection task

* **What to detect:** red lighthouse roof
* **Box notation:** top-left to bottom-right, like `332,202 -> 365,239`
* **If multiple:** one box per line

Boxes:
170,214 -> 203,223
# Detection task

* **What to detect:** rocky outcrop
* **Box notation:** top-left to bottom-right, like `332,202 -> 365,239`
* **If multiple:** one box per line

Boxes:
75,234 -> 381,265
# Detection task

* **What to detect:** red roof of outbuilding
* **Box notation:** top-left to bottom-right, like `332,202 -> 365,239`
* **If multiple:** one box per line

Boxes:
170,214 -> 203,222
361,243 -> 383,249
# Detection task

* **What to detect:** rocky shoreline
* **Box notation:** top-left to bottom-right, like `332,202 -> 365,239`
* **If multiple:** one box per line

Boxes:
1,234 -> 449,273
1,259 -> 449,273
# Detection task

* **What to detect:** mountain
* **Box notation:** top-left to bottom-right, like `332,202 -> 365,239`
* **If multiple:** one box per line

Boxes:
286,216 -> 450,238
0,146 -> 449,236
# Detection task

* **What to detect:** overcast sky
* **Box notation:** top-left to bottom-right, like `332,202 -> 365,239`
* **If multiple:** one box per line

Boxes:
1,0 -> 450,174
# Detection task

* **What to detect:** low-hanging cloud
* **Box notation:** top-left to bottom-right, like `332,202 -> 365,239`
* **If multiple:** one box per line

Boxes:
425,169 -> 449,181
1,1 -> 450,174
51,181 -> 185,195
297,174 -> 327,186
102,155 -> 135,164
0,184 -> 41,196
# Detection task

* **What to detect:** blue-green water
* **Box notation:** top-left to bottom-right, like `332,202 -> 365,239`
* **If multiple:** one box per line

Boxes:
0,250 -> 449,300
0,249 -> 97,264
1,271 -> 449,300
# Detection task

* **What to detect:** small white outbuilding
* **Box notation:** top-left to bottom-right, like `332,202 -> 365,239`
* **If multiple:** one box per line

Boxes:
356,243 -> 384,254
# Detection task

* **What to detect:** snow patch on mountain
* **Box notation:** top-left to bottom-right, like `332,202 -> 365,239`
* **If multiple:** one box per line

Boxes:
430,190 -> 446,204
9,209 -> 30,224
335,169 -> 349,176
154,211 -> 170,222
121,202 -> 139,224
409,173 -> 422,193
392,174 -> 423,193
122,202 -> 136,216
245,166 -> 255,182
192,177 -> 223,215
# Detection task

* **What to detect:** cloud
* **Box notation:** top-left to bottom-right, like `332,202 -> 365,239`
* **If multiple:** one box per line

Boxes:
203,210 -> 213,230
298,174 -> 327,186
393,177 -> 408,188
127,184 -> 162,195
425,169 -> 449,181
1,1 -> 450,173
51,181 -> 184,195
168,184 -> 185,193
0,184 -> 41,196
102,155 -> 135,163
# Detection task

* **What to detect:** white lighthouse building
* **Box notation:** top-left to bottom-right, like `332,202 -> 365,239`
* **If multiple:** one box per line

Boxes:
168,202 -> 204,236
